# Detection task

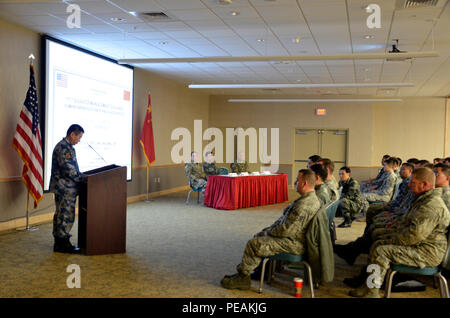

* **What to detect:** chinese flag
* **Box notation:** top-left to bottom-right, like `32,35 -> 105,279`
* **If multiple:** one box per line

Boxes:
140,94 -> 155,166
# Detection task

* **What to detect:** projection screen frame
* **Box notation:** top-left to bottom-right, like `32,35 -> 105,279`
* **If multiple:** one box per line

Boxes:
41,35 -> 134,192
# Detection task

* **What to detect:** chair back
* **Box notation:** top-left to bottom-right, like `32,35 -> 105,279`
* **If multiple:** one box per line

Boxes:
443,227 -> 450,270
391,180 -> 402,201
325,200 -> 339,226
219,167 -> 228,175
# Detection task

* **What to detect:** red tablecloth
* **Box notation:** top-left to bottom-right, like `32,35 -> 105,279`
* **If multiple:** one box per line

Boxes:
204,174 -> 289,210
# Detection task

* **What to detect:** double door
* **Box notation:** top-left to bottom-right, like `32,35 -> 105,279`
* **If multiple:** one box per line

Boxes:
293,129 -> 347,183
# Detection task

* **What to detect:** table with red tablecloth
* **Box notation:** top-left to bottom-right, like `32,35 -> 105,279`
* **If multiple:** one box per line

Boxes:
203,173 -> 289,210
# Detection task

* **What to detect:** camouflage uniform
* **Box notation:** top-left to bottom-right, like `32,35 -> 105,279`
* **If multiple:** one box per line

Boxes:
324,179 -> 340,201
439,185 -> 450,210
362,171 -> 397,203
338,177 -> 365,219
315,183 -> 332,207
360,169 -> 385,192
366,176 -> 413,225
203,162 -> 220,178
237,191 -> 321,276
50,138 -> 85,239
230,161 -> 248,174
368,188 -> 450,287
185,161 -> 207,189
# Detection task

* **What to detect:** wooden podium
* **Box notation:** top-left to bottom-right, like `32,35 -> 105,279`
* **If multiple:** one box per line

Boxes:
78,164 -> 127,255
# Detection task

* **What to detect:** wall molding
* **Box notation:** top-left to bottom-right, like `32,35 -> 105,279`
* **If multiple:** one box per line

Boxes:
0,185 -> 190,233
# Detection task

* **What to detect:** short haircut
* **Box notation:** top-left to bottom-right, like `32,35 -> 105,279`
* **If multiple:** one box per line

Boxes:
445,157 -> 450,163
384,157 -> 396,167
418,159 -> 430,166
310,164 -> 328,182
340,166 -> 351,174
434,158 -> 442,163
66,124 -> 84,136
434,163 -> 450,177
298,169 -> 316,187
407,158 -> 420,165
308,155 -> 322,163
396,157 -> 402,165
424,163 -> 434,170
413,167 -> 435,187
392,157 -> 400,166
320,158 -> 334,174
401,162 -> 414,171
382,154 -> 390,160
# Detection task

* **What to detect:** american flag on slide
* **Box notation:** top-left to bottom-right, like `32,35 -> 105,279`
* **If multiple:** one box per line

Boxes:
12,65 -> 43,208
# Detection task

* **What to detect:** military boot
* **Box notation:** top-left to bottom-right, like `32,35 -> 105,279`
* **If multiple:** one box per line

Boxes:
220,272 -> 251,290
337,213 -> 352,228
344,265 -> 368,288
349,285 -> 380,298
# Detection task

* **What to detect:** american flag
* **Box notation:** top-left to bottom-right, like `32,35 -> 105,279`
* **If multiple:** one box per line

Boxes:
56,72 -> 68,88
12,65 -> 43,208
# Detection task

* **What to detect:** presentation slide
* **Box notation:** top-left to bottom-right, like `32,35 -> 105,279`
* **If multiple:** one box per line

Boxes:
44,38 -> 133,191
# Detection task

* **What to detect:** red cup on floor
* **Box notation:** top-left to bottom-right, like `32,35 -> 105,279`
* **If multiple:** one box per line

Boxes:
293,277 -> 303,298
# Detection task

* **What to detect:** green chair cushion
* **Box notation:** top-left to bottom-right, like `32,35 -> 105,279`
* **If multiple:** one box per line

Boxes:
269,253 -> 303,263
391,264 -> 439,276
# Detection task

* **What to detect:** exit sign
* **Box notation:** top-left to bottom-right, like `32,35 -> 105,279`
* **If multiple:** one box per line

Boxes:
316,108 -> 327,116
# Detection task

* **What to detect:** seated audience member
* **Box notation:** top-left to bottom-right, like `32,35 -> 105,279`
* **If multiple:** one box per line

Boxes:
445,157 -> 450,165
307,154 -> 322,169
406,158 -> 420,168
185,151 -> 207,191
365,162 -> 414,227
220,170 -> 321,290
230,151 -> 249,174
361,157 -> 397,204
203,152 -> 220,178
361,155 -> 390,192
319,158 -> 340,201
310,164 -> 332,207
434,163 -> 450,209
392,157 -> 401,178
336,166 -> 365,228
433,158 -> 443,165
416,159 -> 430,168
349,168 -> 450,298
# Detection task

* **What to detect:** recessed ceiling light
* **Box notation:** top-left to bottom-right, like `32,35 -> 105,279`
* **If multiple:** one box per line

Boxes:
257,38 -> 265,42
110,17 -> 126,22
292,37 -> 301,44
158,41 -> 168,45
218,0 -> 233,4
364,35 -> 374,39
230,11 -> 240,16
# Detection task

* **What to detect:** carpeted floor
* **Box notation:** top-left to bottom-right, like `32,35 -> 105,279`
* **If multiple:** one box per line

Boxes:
0,189 -> 444,298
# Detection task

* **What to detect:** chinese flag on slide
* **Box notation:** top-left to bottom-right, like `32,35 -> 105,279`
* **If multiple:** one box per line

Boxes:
140,94 -> 156,166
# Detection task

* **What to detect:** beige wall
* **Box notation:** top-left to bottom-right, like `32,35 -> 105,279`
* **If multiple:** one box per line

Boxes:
208,95 -> 374,167
372,97 -> 447,164
0,17 -> 209,223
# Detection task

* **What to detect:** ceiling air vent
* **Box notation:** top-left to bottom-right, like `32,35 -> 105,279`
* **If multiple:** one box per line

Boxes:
396,0 -> 441,9
129,11 -> 178,23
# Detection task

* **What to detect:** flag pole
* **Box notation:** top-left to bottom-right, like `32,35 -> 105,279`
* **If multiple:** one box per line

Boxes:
18,191 -> 39,231
145,163 -> 153,202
